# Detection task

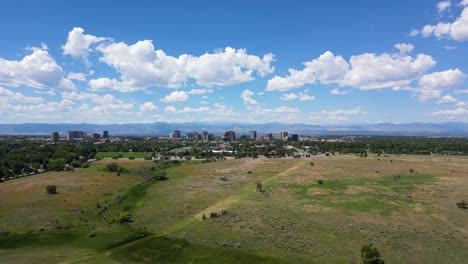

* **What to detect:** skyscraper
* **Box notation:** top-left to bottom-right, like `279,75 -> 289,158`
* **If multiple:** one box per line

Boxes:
103,130 -> 109,138
223,131 -> 236,142
51,132 -> 59,142
249,131 -> 257,141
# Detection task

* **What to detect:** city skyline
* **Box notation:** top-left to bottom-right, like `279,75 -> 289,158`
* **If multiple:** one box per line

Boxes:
1,0 -> 468,125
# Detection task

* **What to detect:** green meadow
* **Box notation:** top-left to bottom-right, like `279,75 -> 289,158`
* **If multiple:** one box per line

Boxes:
1,156 -> 467,263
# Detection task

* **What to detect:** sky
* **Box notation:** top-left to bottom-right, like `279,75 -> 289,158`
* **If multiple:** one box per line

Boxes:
0,0 -> 468,124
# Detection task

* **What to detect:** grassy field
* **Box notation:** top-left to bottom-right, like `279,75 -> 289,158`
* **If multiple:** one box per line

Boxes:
0,155 -> 467,263
96,151 -> 150,159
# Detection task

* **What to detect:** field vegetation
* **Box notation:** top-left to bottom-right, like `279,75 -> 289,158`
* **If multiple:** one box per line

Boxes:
0,155 -> 467,263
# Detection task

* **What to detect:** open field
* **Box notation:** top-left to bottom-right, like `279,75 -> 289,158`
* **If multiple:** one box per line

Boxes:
0,155 -> 467,263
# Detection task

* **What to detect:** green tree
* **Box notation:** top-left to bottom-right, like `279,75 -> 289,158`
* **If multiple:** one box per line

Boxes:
49,159 -> 66,171
361,244 -> 385,264
45,185 -> 57,194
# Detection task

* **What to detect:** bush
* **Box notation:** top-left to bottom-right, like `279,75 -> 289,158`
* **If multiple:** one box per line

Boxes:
310,161 -> 314,166
45,185 -> 57,194
129,157 -> 135,160
106,162 -> 119,172
456,200 -> 467,209
316,179 -> 324,185
82,162 -> 90,168
361,244 -> 385,264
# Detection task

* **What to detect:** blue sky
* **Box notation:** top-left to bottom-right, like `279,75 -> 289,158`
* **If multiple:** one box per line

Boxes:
0,0 -> 467,124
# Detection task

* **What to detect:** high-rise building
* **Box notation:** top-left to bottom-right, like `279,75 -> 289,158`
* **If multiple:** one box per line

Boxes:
103,130 -> 109,138
67,131 -> 86,141
202,131 -> 209,141
290,134 -> 299,141
249,131 -> 257,141
93,133 -> 101,141
170,130 -> 181,139
223,131 -> 236,142
266,133 -> 273,141
51,132 -> 59,142
279,131 -> 289,140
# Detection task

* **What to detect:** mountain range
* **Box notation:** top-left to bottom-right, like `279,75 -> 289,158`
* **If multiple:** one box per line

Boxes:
1,122 -> 468,136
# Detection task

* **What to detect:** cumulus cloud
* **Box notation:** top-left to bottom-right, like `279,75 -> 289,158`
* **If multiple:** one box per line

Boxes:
241,89 -> 257,105
0,87 -> 44,103
67,72 -> 87,81
160,91 -> 189,103
163,105 -> 209,113
88,78 -> 140,92
267,47 -> 435,91
419,6 -> 468,41
394,43 -> 414,54
61,91 -> 133,110
437,1 -> 451,13
62,27 -> 107,66
309,107 -> 365,122
139,102 -> 159,112
280,90 -> 314,101
187,88 -> 212,94
91,38 -> 274,90
280,93 -> 299,101
0,47 -> 72,90
331,88 -> 351,95
432,107 -> 468,116
417,68 -> 465,100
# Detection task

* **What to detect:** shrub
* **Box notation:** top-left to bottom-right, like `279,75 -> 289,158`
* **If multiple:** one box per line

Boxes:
129,157 -> 135,160
409,168 -> 414,173
310,161 -> 314,166
82,162 -> 90,168
106,162 -> 119,172
361,244 -> 385,264
316,179 -> 324,185
45,185 -> 57,194
456,200 -> 467,209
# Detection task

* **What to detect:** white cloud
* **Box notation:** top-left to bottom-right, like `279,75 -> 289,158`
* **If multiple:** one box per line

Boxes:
88,77 -> 140,92
417,69 -> 465,100
140,102 -> 159,112
62,27 -> 107,66
162,105 -> 209,113
267,48 -> 435,91
0,87 -> 44,103
455,88 -> 468,93
460,0 -> 468,6
267,51 -> 348,91
187,88 -> 212,94
67,72 -> 87,82
432,107 -> 468,116
241,89 -> 257,105
420,7 -> 468,41
409,29 -> 420,37
437,1 -> 451,13
60,91 -> 134,111
178,106 -> 210,113
309,107 -> 365,122
280,90 -> 314,101
299,93 -> 315,101
331,88 -> 351,95
280,93 -> 299,101
436,95 -> 464,105
186,47 -> 274,86
164,106 -> 177,113
0,47 -> 72,90
93,38 -> 274,90
394,43 -> 414,54
160,91 -> 189,103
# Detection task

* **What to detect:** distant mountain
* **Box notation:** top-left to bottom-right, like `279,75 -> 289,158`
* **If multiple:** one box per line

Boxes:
0,122 -> 468,136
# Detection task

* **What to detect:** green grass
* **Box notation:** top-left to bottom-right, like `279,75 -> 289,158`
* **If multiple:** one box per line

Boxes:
287,174 -> 435,215
111,235 -> 289,264
96,151 -> 150,159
